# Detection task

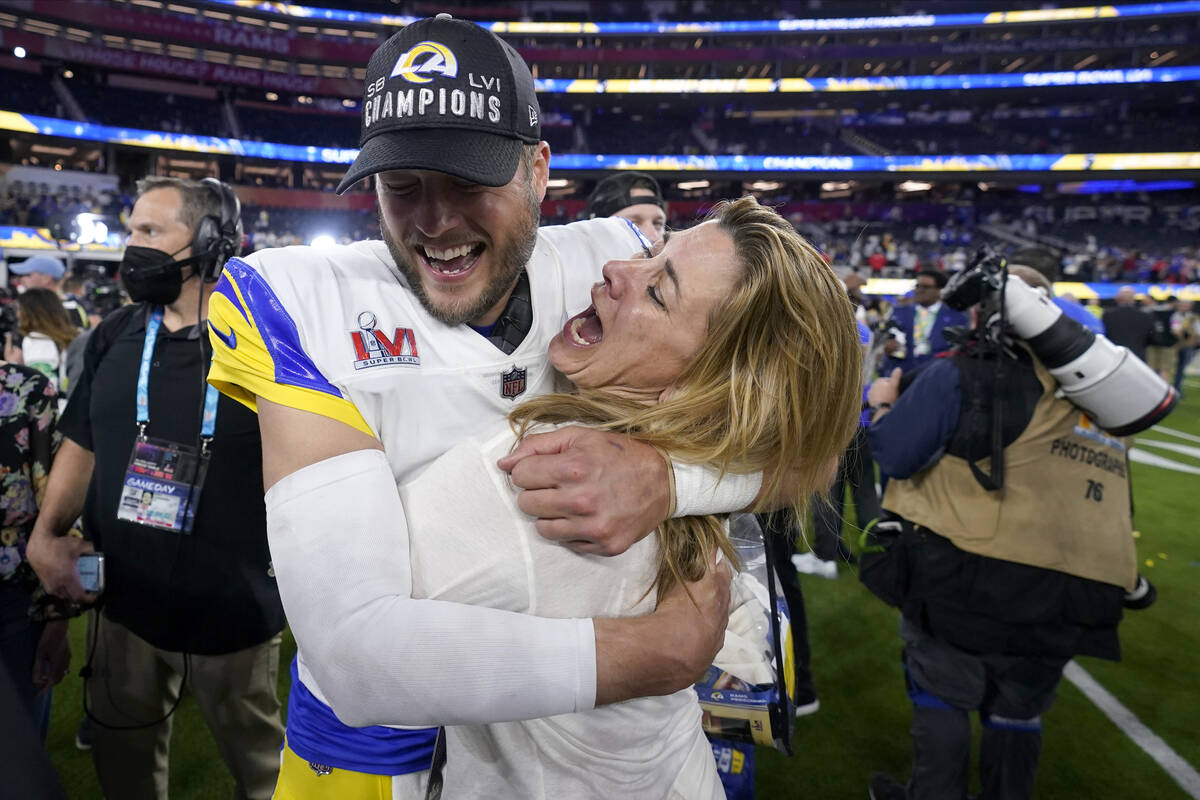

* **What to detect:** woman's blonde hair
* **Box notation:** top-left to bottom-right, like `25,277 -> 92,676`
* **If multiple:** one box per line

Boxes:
18,288 -> 78,352
512,196 -> 863,597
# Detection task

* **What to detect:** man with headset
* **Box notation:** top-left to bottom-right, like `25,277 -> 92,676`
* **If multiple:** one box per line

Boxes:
27,177 -> 285,800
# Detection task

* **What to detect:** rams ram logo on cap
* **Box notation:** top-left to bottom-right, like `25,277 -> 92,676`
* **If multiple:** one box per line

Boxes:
336,14 -> 543,193
391,41 -> 459,84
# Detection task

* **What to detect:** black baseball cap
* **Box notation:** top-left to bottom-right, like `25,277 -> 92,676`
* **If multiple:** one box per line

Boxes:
586,172 -> 665,219
337,14 -> 542,194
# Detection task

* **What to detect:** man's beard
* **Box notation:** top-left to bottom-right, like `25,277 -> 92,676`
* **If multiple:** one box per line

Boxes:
381,188 -> 540,327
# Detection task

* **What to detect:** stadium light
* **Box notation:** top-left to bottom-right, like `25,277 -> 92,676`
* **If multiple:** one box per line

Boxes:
677,180 -> 710,190
310,234 -> 336,250
75,213 -> 108,245
13,46 -> 25,58
897,180 -> 933,192
545,179 -> 570,189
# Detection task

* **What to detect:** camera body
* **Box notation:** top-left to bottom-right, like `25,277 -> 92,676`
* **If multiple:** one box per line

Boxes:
942,248 -> 1177,436
872,317 -> 907,359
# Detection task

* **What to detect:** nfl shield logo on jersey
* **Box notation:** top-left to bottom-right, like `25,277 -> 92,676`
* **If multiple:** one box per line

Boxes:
501,366 -> 527,400
308,762 -> 333,776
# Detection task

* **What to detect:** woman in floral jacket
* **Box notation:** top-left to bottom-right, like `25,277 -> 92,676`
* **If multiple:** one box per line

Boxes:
0,354 -> 67,740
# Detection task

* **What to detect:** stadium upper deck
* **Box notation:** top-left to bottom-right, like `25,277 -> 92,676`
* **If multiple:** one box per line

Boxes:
2,0 -> 1197,93
0,0 -> 1196,183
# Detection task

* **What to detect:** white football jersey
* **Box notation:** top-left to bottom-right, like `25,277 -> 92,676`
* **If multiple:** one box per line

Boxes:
209,216 -> 647,484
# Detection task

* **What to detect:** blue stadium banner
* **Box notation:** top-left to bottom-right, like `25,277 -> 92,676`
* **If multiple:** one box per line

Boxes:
534,65 -> 1200,95
547,153 -> 1200,172
214,0 -> 1200,34
2,110 -> 1197,173
0,111 -> 358,165
862,278 -> 1200,302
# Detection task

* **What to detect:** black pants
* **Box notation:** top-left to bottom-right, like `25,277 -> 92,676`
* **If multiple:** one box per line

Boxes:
757,510 -> 816,705
899,618 -> 1068,800
811,426 -> 881,561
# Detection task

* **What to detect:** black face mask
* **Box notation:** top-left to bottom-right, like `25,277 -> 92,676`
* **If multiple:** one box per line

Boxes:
119,244 -> 205,306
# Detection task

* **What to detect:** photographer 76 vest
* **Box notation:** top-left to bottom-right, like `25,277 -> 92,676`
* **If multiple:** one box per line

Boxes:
883,352 -> 1137,592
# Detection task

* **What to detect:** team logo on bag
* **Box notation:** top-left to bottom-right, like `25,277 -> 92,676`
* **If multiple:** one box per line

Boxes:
501,365 -> 527,400
350,311 -> 420,369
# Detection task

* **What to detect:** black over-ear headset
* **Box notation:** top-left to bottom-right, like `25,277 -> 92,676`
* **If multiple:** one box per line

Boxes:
193,178 -> 243,280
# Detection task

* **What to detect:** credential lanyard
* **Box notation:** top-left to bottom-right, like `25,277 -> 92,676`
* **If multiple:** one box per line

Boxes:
137,308 -> 219,445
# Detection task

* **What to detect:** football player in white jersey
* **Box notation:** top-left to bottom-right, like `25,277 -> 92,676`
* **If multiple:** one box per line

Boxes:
209,16 -> 763,800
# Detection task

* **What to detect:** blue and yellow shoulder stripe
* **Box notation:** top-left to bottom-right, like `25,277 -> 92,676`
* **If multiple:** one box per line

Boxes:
207,257 -> 374,437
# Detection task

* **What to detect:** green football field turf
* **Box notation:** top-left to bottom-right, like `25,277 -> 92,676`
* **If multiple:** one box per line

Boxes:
42,385 -> 1200,799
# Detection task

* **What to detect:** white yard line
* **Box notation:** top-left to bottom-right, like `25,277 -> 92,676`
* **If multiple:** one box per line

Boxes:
1129,448 -> 1200,475
1064,661 -> 1200,799
1133,439 -> 1200,460
1152,425 -> 1200,445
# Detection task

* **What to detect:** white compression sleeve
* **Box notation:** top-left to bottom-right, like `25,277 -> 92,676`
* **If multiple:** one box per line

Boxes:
267,449 -> 597,727
671,462 -> 763,517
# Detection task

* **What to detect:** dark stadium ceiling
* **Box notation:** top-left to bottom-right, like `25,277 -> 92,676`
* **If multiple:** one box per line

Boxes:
213,0 -> 1060,16
203,0 -> 1072,19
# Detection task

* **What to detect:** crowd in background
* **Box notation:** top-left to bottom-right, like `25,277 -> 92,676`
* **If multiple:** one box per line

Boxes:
0,182 -> 127,230
3,176 -> 1198,288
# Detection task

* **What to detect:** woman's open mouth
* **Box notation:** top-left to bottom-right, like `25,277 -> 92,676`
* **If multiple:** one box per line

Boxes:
564,305 -> 603,347
417,243 -> 485,281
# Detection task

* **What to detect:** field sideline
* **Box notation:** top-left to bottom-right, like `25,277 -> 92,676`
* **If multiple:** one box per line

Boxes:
43,388 -> 1200,799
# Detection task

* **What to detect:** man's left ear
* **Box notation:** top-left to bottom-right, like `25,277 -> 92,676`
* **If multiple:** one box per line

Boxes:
532,141 -> 551,201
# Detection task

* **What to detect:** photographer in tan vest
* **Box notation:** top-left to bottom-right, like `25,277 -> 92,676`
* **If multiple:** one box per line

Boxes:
860,251 -> 1176,800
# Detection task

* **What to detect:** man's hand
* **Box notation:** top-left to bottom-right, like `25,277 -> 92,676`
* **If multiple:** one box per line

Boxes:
32,620 -> 70,695
593,552 -> 733,705
25,437 -> 95,602
26,533 -> 95,604
882,338 -> 900,355
498,426 -> 670,556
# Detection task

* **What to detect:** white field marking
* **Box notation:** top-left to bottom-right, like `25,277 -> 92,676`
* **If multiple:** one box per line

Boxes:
1129,448 -> 1200,475
1153,425 -> 1200,445
1063,661 -> 1200,799
1133,439 -> 1200,461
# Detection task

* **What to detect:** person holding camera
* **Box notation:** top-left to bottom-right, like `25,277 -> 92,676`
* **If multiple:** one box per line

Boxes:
25,177 -> 284,800
880,269 -> 969,376
861,253 -> 1175,800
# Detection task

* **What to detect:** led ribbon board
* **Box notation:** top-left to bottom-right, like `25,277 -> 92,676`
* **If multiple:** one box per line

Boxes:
1,111 -> 1196,173
532,66 -> 1200,94
861,279 -> 1200,302
215,0 -> 1200,34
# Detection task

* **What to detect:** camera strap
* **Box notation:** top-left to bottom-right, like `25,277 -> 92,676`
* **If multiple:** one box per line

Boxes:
967,352 -> 1006,492
761,529 -> 794,756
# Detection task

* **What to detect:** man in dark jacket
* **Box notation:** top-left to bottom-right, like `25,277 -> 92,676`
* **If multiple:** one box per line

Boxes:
1102,286 -> 1155,362
881,270 -> 970,376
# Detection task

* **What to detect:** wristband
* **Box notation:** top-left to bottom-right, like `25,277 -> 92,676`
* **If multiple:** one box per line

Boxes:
649,444 -> 678,518
671,462 -> 763,517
